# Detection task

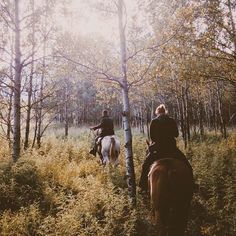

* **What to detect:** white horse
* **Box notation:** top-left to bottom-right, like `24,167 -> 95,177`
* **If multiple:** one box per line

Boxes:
98,135 -> 120,167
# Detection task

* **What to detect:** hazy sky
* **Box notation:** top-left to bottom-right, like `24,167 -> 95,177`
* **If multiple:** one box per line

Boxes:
54,0 -> 141,41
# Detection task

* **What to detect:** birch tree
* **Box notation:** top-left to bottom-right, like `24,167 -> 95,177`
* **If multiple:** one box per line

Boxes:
118,0 -> 136,204
12,0 -> 22,162
24,0 -> 35,149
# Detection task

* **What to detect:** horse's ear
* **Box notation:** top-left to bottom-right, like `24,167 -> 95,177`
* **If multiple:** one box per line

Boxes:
146,139 -> 150,146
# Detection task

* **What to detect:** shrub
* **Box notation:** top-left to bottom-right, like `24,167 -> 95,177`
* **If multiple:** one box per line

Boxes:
188,138 -> 236,236
0,205 -> 41,236
0,160 -> 45,212
0,130 -> 235,235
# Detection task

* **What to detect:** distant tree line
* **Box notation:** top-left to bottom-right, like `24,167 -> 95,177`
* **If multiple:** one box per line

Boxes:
0,0 -> 235,162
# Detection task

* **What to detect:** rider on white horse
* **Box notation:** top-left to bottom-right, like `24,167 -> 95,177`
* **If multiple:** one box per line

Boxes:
89,110 -> 115,156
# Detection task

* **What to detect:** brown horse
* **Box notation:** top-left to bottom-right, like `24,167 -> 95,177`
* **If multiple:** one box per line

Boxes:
148,158 -> 194,236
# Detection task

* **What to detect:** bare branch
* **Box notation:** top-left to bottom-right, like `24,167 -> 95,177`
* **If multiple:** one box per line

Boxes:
56,52 -> 123,85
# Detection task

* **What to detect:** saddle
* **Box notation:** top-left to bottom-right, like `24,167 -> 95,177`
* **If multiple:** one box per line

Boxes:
148,143 -> 193,175
148,143 -> 182,162
149,142 -> 175,152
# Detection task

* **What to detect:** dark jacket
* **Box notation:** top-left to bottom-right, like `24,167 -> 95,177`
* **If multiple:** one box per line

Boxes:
150,114 -> 178,152
93,115 -> 114,137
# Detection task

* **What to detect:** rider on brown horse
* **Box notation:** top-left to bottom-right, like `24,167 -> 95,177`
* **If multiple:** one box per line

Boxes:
89,110 -> 115,156
139,104 -> 193,193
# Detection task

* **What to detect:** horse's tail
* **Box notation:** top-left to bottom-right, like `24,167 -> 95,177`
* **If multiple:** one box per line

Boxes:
109,137 -> 116,162
149,159 -> 194,234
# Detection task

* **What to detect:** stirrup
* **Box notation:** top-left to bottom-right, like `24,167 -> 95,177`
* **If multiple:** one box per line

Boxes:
89,149 -> 96,156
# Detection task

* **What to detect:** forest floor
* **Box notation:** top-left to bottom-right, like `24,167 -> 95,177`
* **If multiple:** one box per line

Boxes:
0,127 -> 235,236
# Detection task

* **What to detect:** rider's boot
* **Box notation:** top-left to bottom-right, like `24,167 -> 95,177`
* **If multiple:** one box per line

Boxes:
89,149 -> 96,156
89,144 -> 97,156
139,156 -> 152,194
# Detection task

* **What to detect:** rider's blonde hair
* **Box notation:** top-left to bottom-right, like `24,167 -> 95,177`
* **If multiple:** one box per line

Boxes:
155,104 -> 166,115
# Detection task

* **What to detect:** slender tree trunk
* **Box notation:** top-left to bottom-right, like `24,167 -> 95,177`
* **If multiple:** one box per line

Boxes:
227,0 -> 236,52
199,101 -> 204,140
37,1 -> 47,147
24,0 -> 35,149
191,105 -> 197,136
216,81 -> 227,138
151,100 -> 154,120
210,89 -> 217,133
181,86 -> 187,148
197,87 -> 204,140
64,82 -> 69,137
204,97 -> 210,130
118,0 -> 136,205
146,105 -> 150,140
7,43 -> 14,147
7,88 -> 13,145
36,59 -> 44,148
32,113 -> 38,148
139,107 -> 144,134
12,0 -> 22,162
32,94 -> 38,149
184,82 -> 191,143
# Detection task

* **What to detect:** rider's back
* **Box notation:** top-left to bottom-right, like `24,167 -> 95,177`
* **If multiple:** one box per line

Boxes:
101,116 -> 114,136
150,114 -> 178,152
99,116 -> 114,136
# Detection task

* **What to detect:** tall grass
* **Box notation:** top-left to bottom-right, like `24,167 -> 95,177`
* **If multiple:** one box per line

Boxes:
0,128 -> 235,235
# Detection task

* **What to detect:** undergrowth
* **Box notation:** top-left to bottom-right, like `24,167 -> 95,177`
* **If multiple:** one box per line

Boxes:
0,129 -> 235,235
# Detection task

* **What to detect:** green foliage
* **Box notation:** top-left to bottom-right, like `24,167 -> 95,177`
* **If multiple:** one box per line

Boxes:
0,205 -> 42,236
188,137 -> 236,236
0,135 -> 139,235
0,160 -> 46,212
0,130 -> 235,235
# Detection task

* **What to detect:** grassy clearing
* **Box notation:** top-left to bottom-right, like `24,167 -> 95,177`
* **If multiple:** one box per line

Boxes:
0,128 -> 235,235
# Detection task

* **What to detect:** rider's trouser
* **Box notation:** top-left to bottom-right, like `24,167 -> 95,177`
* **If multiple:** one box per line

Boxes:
92,135 -> 104,152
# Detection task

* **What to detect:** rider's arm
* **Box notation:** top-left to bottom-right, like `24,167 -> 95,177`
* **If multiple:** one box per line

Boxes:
92,118 -> 105,130
171,119 -> 179,137
93,124 -> 101,130
150,119 -> 158,143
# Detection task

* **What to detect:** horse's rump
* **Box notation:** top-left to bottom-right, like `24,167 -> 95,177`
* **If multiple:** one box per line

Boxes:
149,158 -> 193,207
149,158 -> 194,235
101,135 -> 120,166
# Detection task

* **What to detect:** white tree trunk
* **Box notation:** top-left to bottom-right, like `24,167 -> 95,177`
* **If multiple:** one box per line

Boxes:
37,0 -> 47,147
24,0 -> 35,149
118,0 -> 136,205
64,81 -> 69,137
12,0 -> 22,162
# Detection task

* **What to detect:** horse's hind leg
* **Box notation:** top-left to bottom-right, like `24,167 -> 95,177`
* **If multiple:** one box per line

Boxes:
98,153 -> 104,165
169,205 -> 188,236
103,154 -> 109,165
158,207 -> 169,236
154,208 -> 168,236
